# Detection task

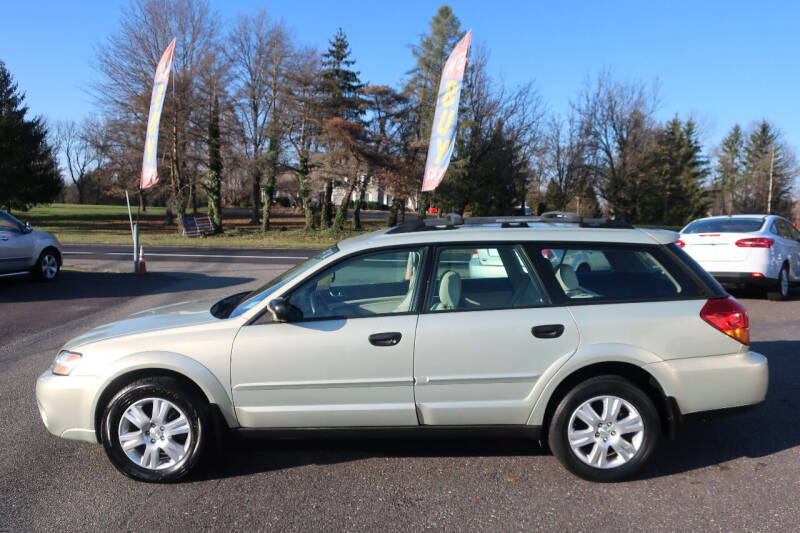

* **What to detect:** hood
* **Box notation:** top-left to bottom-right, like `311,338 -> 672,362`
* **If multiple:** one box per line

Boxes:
64,297 -> 221,350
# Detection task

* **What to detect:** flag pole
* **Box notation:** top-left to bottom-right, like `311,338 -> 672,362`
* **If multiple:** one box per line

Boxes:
125,190 -> 139,273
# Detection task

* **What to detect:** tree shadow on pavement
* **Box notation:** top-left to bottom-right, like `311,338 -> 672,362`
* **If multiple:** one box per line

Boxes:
0,270 -> 255,303
195,339 -> 800,482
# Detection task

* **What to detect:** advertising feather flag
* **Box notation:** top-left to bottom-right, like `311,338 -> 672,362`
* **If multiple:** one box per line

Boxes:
421,30 -> 472,192
140,38 -> 176,190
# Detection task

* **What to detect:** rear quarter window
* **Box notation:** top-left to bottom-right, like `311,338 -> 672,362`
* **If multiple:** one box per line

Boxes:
527,243 -> 708,304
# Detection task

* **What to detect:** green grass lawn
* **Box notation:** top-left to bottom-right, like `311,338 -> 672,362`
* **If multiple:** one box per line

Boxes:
14,203 -> 384,249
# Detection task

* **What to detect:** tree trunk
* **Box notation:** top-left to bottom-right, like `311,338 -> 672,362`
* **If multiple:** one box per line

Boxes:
333,179 -> 357,230
250,176 -> 260,224
352,179 -> 366,231
321,180 -> 333,228
387,197 -> 399,227
416,191 -> 428,219
296,151 -> 314,231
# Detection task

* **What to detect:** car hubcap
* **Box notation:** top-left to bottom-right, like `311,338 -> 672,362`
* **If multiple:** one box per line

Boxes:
781,269 -> 789,296
42,255 -> 58,279
567,395 -> 644,469
117,397 -> 192,470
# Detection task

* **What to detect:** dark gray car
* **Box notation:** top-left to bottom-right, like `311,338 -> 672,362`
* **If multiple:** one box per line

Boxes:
0,209 -> 62,281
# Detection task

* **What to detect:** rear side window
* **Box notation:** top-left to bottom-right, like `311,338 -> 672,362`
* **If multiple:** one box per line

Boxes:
683,218 -> 764,234
529,244 -> 703,303
427,245 -> 549,311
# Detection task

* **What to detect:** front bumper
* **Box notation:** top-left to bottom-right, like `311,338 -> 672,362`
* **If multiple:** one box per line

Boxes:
710,272 -> 777,289
645,350 -> 768,416
36,370 -> 101,443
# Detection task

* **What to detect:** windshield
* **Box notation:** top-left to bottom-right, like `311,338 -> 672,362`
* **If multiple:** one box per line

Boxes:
228,245 -> 339,318
683,218 -> 765,234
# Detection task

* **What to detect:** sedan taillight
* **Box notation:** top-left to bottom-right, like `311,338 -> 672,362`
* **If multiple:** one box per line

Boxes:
700,297 -> 749,345
675,239 -> 685,248
735,237 -> 774,248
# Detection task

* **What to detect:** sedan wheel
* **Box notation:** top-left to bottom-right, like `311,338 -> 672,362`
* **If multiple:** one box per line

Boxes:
767,265 -> 790,301
101,377 -> 208,483
34,251 -> 59,281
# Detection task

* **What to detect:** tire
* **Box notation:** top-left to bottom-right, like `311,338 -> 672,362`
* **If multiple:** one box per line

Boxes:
767,264 -> 790,301
33,249 -> 59,281
100,377 -> 209,483
548,375 -> 660,482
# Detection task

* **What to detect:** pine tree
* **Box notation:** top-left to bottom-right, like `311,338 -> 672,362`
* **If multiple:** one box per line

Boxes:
0,61 -> 61,213
319,28 -> 364,230
714,125 -> 744,215
645,118 -> 709,225
204,94 -> 223,232
742,121 -> 795,216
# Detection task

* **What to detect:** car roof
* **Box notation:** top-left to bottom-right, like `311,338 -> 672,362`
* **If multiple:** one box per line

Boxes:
337,224 -> 677,253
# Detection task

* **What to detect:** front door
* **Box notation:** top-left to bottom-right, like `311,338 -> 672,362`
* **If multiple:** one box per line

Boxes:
230,246 -> 427,428
0,213 -> 33,273
413,244 -> 579,425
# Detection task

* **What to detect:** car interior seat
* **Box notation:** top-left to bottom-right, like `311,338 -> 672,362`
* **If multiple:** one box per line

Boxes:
433,270 -> 462,310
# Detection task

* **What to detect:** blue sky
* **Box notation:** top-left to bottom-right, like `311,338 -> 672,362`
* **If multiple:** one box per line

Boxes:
2,0 -> 799,154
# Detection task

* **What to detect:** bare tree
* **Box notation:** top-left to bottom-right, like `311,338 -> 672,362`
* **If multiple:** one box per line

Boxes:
92,0 -> 220,231
55,120 -> 97,204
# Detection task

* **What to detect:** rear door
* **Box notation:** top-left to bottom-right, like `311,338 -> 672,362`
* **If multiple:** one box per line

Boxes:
413,243 -> 579,425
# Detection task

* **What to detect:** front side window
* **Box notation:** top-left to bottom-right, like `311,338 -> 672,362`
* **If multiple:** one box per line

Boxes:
286,247 -> 426,320
534,245 -> 694,302
427,244 -> 548,311
0,211 -> 21,232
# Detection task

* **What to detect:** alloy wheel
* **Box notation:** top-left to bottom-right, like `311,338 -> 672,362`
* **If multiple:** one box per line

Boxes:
41,254 -> 58,280
117,397 -> 192,470
567,395 -> 645,469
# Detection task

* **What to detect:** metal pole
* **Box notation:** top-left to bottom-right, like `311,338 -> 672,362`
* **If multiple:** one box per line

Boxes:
133,224 -> 139,273
767,145 -> 775,214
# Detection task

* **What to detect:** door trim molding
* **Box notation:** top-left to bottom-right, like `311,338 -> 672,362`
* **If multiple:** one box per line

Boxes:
233,377 -> 414,391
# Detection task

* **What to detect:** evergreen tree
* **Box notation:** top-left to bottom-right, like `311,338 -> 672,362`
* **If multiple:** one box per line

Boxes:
742,121 -> 795,216
204,94 -> 223,232
644,118 -> 709,225
0,61 -> 61,213
713,124 -> 744,215
319,28 -> 364,230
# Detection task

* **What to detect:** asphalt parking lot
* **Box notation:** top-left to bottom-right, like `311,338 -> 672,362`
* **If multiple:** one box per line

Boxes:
1,251 -> 799,532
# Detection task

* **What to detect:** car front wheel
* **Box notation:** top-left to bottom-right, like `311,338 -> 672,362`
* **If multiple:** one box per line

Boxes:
33,249 -> 59,281
100,377 -> 208,483
548,375 -> 660,482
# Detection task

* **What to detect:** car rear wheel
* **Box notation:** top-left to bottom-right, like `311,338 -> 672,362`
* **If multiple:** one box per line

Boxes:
767,264 -> 790,301
33,249 -> 59,281
100,377 -> 208,483
548,375 -> 660,482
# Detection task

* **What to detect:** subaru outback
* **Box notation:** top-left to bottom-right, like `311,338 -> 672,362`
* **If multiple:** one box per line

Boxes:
36,213 -> 768,482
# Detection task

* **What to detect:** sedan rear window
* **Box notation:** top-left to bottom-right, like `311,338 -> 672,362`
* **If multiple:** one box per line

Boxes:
683,218 -> 765,234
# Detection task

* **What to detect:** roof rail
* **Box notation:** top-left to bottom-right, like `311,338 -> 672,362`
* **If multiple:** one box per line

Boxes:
385,211 -> 633,234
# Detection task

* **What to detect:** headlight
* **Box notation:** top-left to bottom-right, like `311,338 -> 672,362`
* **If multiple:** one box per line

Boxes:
52,350 -> 82,375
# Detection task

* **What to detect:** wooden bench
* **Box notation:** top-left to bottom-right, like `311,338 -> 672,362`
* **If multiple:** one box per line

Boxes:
182,215 -> 214,237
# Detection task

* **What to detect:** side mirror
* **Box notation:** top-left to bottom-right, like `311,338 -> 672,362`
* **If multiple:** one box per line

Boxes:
23,222 -> 33,234
268,298 -> 289,322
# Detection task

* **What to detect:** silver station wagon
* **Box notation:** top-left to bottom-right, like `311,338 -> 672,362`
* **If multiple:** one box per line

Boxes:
36,213 -> 768,482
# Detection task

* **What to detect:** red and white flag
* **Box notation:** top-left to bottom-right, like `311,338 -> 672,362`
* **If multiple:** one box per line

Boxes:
421,30 -> 472,192
140,38 -> 176,190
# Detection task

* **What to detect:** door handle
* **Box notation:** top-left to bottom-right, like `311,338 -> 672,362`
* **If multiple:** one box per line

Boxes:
532,324 -> 565,339
369,332 -> 402,347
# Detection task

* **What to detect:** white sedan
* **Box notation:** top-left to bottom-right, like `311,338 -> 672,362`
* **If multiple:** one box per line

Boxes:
678,214 -> 800,300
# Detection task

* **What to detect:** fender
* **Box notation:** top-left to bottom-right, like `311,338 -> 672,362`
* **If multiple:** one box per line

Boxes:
525,343 -> 665,426
91,350 -> 239,429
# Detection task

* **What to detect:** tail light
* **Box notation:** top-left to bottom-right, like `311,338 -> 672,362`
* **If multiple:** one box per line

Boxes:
735,238 -> 774,248
700,297 -> 749,345
675,239 -> 685,248
542,248 -> 554,259
472,249 -> 478,256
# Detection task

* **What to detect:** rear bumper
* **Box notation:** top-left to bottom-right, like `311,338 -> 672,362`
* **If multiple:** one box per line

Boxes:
709,272 -> 777,289
645,350 -> 768,417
